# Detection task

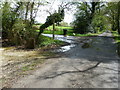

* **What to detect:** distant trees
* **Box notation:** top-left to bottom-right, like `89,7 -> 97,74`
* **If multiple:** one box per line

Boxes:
73,1 -> 120,34
106,2 -> 120,34
59,21 -> 68,26
73,2 -> 102,34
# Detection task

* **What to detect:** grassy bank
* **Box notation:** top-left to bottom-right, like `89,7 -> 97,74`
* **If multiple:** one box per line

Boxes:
114,37 -> 120,44
39,35 -> 65,47
112,31 -> 120,43
112,31 -> 120,57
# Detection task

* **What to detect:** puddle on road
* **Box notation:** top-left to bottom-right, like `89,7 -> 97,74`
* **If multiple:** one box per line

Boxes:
42,34 -> 76,52
42,34 -> 75,43
53,44 -> 75,52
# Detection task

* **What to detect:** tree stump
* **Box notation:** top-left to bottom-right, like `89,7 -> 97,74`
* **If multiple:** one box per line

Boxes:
25,38 -> 35,49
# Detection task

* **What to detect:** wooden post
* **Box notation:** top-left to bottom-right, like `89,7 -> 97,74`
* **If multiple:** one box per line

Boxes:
53,19 -> 55,39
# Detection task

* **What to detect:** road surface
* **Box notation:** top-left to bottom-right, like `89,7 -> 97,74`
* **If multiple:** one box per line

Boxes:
12,32 -> 120,88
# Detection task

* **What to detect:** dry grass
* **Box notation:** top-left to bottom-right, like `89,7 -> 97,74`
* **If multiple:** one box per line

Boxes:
1,46 -> 58,88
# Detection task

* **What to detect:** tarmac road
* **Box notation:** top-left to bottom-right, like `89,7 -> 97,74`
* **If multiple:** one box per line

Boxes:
12,32 -> 120,88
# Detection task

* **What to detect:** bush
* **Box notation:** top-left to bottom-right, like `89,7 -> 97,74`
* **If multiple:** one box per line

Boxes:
73,13 -> 88,34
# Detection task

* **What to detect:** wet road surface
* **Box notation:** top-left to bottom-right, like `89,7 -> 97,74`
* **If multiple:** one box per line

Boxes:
12,33 -> 120,88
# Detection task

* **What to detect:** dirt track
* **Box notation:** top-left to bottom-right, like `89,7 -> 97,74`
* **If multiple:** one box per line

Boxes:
11,33 -> 120,88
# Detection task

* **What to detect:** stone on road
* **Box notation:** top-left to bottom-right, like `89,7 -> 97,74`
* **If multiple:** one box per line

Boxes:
12,33 -> 119,88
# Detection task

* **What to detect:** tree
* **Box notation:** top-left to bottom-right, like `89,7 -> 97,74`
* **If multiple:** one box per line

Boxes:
106,2 -> 120,34
2,2 -> 23,39
36,8 -> 64,41
117,1 -> 120,34
36,1 -> 74,41
73,1 -> 103,34
106,2 -> 117,31
1,1 -> 44,47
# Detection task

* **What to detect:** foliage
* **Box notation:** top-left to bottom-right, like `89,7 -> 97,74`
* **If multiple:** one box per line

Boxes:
1,1 -> 42,47
92,13 -> 107,33
106,2 -> 120,34
112,31 -> 120,43
38,35 -> 64,47
40,12 -> 64,30
73,11 -> 88,34
36,7 -> 65,41
106,2 -> 118,31
73,2 -> 102,34
2,2 -> 15,39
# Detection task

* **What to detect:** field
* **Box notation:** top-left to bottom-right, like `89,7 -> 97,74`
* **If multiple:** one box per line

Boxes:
34,25 -> 101,36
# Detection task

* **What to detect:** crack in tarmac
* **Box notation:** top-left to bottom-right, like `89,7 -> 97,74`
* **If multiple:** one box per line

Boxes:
3,32 -> 120,88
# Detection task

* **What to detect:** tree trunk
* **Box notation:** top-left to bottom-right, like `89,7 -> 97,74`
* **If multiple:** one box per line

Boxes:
30,2 -> 35,26
117,1 -> 120,34
33,2 -> 41,19
25,2 -> 30,22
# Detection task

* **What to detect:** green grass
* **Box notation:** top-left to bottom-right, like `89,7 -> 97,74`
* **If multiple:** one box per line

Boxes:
111,31 -> 120,43
44,30 -> 63,35
111,31 -> 119,37
38,35 -> 65,47
35,24 -> 103,37
46,26 -> 72,30
114,37 -> 120,43
33,25 -> 72,30
43,30 -> 74,35
35,25 -> 74,36
21,59 -> 45,72
73,33 -> 99,37
36,30 -> 100,37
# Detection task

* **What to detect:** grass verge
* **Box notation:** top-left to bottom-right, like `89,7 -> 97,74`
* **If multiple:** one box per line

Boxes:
36,30 -> 101,37
111,31 -> 120,57
112,31 -> 120,43
38,35 -> 65,47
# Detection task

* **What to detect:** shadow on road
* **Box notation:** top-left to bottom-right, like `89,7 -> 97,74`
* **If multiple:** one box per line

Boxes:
37,62 -> 101,79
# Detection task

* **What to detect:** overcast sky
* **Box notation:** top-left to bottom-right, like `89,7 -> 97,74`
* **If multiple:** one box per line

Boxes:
3,0 -> 118,24
35,0 -> 118,24
35,0 -> 77,24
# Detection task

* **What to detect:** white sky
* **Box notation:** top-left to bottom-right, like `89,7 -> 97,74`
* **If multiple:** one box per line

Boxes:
35,0 -> 76,24
35,0 -> 119,24
3,0 -> 119,24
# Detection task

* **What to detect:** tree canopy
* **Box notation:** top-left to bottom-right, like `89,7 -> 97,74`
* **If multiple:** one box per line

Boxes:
72,1 -> 120,34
